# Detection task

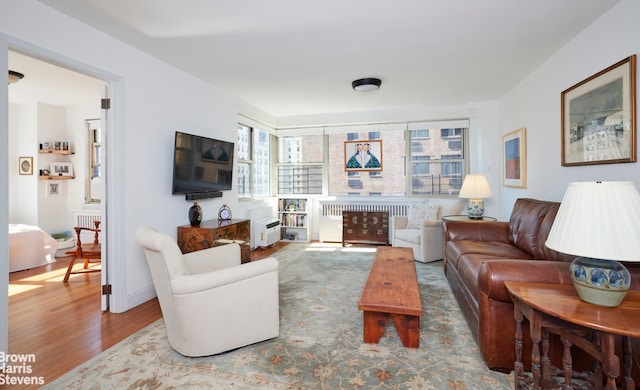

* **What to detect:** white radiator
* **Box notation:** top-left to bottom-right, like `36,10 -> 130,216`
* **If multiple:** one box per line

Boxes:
318,200 -> 409,243
255,219 -> 280,248
72,209 -> 102,243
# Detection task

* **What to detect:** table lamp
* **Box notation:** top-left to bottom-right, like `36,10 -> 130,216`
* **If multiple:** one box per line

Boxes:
545,181 -> 640,307
458,174 -> 493,219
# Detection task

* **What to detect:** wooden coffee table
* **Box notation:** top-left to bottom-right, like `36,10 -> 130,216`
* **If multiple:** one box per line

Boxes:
505,281 -> 640,390
358,247 -> 422,348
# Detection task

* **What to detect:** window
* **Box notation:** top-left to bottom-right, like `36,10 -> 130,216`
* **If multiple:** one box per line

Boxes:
277,135 -> 323,195
328,129 -> 405,197
409,127 -> 466,196
86,118 -> 101,203
237,124 -> 271,198
276,122 -> 467,197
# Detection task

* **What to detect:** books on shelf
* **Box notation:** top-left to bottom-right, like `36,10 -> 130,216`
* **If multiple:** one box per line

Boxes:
280,213 -> 307,227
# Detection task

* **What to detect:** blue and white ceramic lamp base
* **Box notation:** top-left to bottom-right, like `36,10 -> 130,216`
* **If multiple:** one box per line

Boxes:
570,257 -> 631,307
467,199 -> 484,220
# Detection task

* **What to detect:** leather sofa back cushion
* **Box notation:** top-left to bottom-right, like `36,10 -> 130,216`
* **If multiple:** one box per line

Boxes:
508,198 -> 574,261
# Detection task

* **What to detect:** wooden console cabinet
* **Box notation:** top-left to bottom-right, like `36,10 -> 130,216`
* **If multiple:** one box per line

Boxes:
177,219 -> 251,263
342,211 -> 389,246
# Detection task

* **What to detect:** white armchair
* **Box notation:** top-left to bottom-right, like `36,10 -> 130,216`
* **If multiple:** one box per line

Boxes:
136,226 -> 280,357
391,198 -> 464,263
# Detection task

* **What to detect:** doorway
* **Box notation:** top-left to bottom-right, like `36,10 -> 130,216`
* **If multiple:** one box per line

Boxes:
7,50 -> 107,306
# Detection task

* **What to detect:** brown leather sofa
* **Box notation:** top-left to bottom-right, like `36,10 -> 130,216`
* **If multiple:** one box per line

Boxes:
443,198 -> 640,375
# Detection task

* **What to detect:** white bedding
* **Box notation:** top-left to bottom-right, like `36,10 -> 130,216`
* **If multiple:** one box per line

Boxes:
9,224 -> 58,273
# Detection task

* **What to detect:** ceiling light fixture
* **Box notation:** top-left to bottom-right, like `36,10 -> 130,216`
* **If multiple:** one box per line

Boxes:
352,77 -> 381,92
8,70 -> 24,85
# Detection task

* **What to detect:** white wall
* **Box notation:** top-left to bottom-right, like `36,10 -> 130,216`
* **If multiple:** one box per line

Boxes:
497,0 -> 640,218
8,103 -> 38,225
1,0 -> 239,353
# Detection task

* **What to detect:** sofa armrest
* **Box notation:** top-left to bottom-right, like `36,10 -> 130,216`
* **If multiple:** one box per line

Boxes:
392,215 -> 408,231
171,256 -> 279,295
478,259 -> 573,303
443,220 -> 511,243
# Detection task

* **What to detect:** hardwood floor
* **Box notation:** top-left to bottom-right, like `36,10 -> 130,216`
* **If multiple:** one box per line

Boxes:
7,241 -> 289,389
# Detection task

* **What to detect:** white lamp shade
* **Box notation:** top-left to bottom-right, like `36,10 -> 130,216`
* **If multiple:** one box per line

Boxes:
545,181 -> 640,261
459,174 -> 493,199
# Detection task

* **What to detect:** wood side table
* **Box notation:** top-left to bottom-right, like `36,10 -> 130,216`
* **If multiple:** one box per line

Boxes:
342,211 -> 389,246
441,214 -> 497,221
177,219 -> 251,263
505,281 -> 640,390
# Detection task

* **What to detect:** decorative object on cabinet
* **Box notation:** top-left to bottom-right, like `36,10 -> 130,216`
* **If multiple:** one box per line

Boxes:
188,202 -> 202,227
342,211 -> 389,246
218,204 -> 232,221
46,181 -> 62,198
50,162 -> 74,177
344,140 -> 383,172
502,128 -> 526,188
561,54 -> 636,166
18,156 -> 33,175
278,198 -> 309,242
177,219 -> 251,263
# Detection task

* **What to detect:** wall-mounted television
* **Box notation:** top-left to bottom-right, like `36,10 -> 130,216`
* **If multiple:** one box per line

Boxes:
172,131 -> 235,199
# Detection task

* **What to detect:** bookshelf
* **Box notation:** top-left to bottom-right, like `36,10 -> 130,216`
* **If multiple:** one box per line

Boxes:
278,197 -> 309,242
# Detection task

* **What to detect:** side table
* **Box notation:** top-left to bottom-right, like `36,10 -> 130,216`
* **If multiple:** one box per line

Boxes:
505,281 -> 640,390
177,219 -> 251,263
441,214 -> 497,221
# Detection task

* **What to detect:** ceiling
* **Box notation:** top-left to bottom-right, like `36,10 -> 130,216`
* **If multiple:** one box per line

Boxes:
15,0 -> 621,117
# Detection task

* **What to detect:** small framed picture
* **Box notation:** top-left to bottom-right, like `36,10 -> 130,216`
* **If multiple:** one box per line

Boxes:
18,156 -> 33,175
62,141 -> 70,152
54,141 -> 62,151
50,162 -> 74,177
46,181 -> 62,198
502,128 -> 527,188
344,140 -> 383,172
41,142 -> 51,151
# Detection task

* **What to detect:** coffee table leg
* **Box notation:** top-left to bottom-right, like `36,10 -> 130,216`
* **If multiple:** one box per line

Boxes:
390,314 -> 420,348
362,311 -> 386,344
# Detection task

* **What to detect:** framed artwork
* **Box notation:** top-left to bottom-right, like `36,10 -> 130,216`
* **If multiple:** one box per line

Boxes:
344,140 -> 383,172
18,156 -> 33,175
46,181 -> 62,197
503,128 -> 526,188
62,141 -> 70,152
50,162 -> 74,177
561,55 -> 636,166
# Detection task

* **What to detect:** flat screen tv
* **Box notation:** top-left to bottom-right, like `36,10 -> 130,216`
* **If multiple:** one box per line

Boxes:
172,131 -> 235,197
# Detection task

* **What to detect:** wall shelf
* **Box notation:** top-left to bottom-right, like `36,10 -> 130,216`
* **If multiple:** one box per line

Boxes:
39,176 -> 75,180
38,150 -> 74,155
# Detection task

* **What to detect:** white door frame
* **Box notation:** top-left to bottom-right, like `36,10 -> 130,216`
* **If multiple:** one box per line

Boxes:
1,33 -> 127,355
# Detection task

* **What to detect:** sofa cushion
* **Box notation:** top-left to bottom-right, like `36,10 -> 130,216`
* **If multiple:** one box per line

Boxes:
445,240 -> 532,269
395,228 -> 421,245
406,203 -> 439,229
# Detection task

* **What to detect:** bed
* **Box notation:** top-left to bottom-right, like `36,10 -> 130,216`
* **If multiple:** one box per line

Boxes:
9,224 -> 58,273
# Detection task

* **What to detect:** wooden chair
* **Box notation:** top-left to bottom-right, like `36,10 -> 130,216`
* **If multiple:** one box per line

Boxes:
63,220 -> 101,283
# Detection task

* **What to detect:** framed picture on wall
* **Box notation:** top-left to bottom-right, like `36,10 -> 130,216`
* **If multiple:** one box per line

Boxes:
561,55 -> 636,166
502,128 -> 526,188
50,162 -> 74,177
344,140 -> 383,172
46,181 -> 62,197
18,156 -> 33,175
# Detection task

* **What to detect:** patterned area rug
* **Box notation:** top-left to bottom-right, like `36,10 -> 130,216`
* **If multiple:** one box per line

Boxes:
45,243 -> 513,389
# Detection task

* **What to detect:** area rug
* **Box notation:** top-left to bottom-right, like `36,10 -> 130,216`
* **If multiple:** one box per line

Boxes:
45,243 -> 513,389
